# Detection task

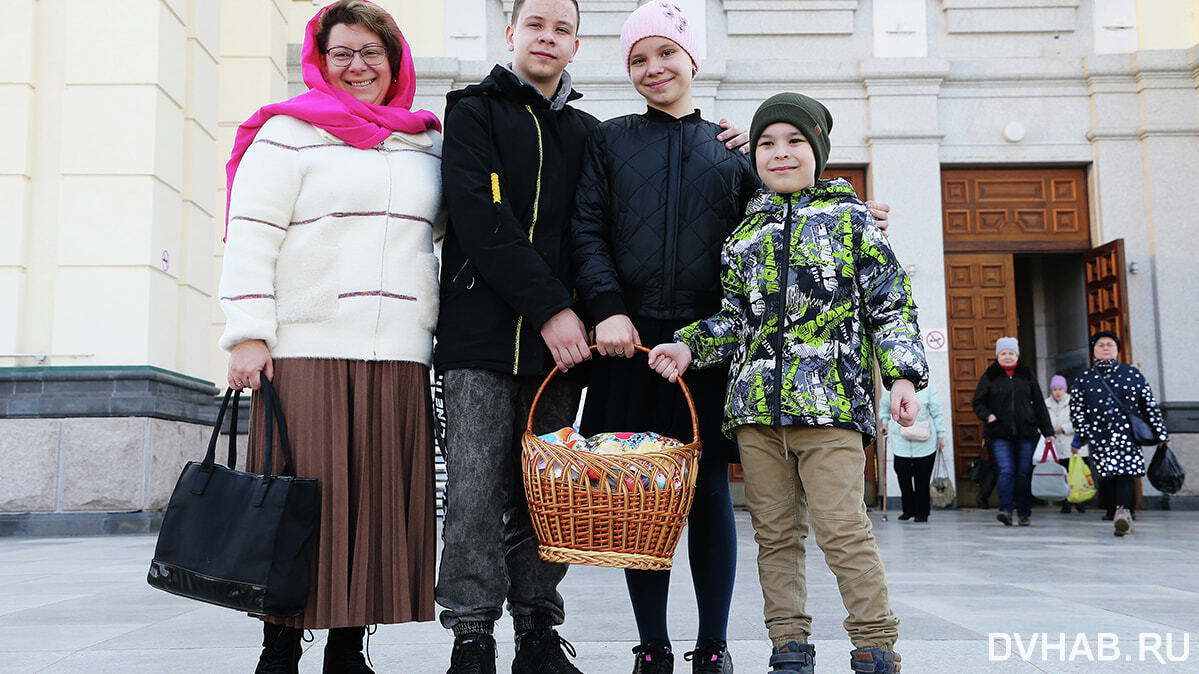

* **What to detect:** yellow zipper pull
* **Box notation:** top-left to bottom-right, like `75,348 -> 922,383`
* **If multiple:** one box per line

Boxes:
490,173 -> 502,204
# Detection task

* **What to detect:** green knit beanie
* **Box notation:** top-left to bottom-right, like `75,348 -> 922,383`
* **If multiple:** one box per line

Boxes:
749,92 -> 833,181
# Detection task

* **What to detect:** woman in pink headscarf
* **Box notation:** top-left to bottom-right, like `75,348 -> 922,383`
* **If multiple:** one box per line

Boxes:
217,2 -> 442,671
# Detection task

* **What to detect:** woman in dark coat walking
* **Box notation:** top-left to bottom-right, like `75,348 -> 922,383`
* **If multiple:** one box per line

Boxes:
972,337 -> 1055,526
1069,331 -> 1169,536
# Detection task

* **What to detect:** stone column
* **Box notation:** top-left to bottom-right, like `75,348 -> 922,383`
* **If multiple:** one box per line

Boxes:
0,0 -> 229,533
213,0 -> 291,385
1133,49 -> 1199,401
49,0 -> 209,374
0,1 -> 35,358
861,58 -> 952,496
1084,53 -> 1157,376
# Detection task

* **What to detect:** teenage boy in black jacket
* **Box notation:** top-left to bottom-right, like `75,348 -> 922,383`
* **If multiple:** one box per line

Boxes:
434,2 -> 593,672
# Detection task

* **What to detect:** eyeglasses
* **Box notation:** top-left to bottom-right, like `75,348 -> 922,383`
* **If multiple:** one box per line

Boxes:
323,45 -> 387,67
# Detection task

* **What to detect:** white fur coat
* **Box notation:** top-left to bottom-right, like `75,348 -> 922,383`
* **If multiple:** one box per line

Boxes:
218,115 -> 444,364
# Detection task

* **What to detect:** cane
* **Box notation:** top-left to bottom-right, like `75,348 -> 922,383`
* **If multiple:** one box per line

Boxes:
874,362 -> 888,521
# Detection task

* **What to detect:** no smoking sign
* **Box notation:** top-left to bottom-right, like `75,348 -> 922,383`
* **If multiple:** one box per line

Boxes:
923,330 -> 946,351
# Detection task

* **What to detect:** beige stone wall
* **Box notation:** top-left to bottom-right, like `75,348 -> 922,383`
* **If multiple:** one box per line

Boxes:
0,417 -> 243,513
1139,0 -> 1199,49
1,0 -> 221,381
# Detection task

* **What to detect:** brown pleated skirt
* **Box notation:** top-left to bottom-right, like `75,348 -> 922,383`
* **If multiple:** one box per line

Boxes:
247,358 -> 436,629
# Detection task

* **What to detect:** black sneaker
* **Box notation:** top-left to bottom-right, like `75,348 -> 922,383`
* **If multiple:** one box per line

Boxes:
769,641 -> 814,673
447,633 -> 497,674
512,627 -> 583,674
997,511 -> 1012,526
683,637 -> 732,673
631,640 -> 673,674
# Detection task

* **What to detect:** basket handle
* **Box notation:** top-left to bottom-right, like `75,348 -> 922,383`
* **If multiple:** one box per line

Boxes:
524,344 -> 701,445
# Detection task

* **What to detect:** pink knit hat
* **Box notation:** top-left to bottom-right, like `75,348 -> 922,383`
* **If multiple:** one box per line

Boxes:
620,1 -> 702,73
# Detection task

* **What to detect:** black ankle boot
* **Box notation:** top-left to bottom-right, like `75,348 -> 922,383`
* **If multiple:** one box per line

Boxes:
323,626 -> 373,673
447,633 -> 497,674
513,627 -> 583,673
255,622 -> 303,674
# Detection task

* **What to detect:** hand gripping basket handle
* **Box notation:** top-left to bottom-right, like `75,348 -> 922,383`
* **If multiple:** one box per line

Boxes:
524,344 -> 701,445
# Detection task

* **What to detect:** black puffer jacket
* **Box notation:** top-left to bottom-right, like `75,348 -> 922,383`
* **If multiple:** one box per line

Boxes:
571,108 -> 761,324
436,66 -> 598,376
972,362 -> 1055,441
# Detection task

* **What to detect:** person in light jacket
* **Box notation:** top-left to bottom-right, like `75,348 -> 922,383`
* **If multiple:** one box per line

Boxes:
1044,374 -> 1086,513
220,2 -> 443,670
880,380 -> 946,522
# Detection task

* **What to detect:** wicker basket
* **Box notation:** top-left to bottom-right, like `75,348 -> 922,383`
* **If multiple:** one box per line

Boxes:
521,345 -> 701,570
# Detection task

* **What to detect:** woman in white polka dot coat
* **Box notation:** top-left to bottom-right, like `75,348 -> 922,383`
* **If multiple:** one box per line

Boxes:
1069,330 -> 1169,536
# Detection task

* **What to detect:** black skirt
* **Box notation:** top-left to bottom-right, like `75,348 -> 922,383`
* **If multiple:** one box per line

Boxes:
580,317 -> 739,464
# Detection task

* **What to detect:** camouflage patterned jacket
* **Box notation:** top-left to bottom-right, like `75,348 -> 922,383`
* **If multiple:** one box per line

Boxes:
675,179 -> 928,439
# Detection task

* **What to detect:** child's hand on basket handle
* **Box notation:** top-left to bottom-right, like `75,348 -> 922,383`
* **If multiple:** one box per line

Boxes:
890,379 -> 920,426
648,343 -> 692,383
595,314 -> 641,358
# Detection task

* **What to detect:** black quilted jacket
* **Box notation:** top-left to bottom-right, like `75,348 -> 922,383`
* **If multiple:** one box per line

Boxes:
571,108 -> 761,324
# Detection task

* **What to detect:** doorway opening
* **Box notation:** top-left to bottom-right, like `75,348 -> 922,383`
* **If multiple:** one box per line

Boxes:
1012,253 -> 1090,387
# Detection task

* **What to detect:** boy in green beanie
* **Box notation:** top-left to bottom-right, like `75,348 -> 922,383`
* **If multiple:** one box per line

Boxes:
649,92 -> 927,673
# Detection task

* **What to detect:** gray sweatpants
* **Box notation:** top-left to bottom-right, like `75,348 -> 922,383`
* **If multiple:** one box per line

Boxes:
435,368 -> 583,634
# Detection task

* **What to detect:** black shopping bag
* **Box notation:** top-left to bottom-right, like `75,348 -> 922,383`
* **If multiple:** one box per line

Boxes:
147,378 -> 319,617
1148,443 -> 1186,495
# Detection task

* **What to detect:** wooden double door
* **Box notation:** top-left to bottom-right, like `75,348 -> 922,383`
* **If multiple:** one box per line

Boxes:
941,169 -> 1131,478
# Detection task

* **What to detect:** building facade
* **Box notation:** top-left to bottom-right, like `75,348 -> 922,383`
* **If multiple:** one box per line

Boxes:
2,0 -> 1198,527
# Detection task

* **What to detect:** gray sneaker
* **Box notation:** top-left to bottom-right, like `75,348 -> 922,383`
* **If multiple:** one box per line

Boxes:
1114,506 -> 1133,537
849,647 -> 901,673
768,641 -> 814,673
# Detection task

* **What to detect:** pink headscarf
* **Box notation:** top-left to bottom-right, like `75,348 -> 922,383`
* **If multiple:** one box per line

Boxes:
223,1 -> 441,240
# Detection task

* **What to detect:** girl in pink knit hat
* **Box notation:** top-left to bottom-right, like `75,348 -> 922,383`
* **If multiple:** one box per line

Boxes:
571,3 -> 749,673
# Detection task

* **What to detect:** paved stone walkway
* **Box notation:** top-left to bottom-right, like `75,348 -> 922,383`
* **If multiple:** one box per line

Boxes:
2,507 -> 1197,673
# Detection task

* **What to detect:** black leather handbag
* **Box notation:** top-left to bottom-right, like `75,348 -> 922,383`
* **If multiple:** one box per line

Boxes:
147,378 -> 319,617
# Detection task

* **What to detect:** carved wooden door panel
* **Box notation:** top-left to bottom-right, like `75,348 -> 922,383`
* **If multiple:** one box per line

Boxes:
944,253 -> 1018,478
1084,239 -> 1132,363
942,168 -> 1090,252
823,166 -> 867,199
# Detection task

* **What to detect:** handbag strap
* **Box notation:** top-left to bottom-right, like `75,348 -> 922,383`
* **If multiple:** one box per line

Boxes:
1095,373 -> 1137,421
1039,438 -> 1058,463
202,387 -> 241,470
932,447 -> 948,479
259,377 -> 296,478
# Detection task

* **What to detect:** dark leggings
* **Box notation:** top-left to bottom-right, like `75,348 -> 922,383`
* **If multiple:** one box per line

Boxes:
624,451 -> 737,646
1112,475 -> 1135,509
894,453 -> 935,519
1097,472 -> 1137,516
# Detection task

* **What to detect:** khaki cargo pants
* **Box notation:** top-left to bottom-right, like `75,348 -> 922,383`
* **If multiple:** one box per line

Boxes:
735,424 -> 899,649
